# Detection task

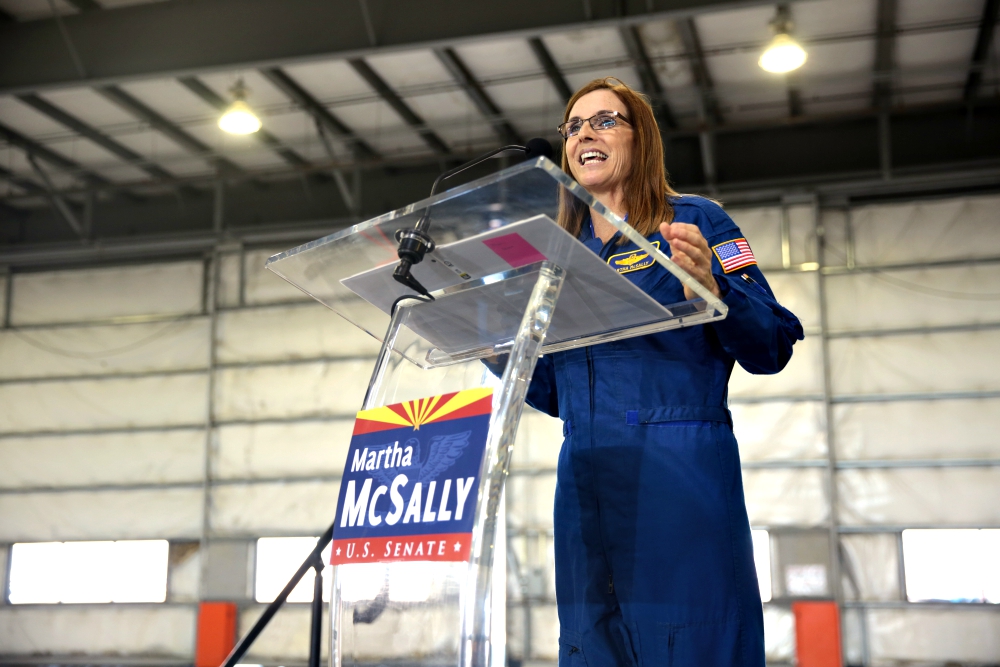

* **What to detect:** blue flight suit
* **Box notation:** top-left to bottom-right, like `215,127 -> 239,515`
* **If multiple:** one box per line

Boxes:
525,196 -> 803,666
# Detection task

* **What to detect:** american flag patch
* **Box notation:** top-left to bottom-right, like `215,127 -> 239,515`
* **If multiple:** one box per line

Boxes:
711,238 -> 757,273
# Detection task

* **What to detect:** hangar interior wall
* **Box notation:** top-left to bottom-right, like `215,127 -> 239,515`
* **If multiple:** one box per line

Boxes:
0,193 -> 998,666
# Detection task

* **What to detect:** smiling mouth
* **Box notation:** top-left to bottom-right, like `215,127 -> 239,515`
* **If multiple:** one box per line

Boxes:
579,150 -> 608,165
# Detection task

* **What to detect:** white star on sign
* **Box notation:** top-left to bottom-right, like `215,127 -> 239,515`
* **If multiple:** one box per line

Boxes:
335,547 -> 341,556
454,542 -> 462,552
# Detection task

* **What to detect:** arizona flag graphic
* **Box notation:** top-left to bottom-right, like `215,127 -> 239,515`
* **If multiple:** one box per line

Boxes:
331,388 -> 493,565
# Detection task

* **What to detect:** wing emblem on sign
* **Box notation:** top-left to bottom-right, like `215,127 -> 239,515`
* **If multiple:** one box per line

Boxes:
419,430 -> 472,484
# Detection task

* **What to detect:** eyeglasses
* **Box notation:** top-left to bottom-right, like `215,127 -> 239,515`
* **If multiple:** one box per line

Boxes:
557,110 -> 631,139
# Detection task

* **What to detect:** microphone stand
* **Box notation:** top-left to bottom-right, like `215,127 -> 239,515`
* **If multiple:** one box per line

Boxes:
392,142 -> 551,298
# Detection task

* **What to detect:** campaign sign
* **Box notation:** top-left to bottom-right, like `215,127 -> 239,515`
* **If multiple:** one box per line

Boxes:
330,388 -> 493,565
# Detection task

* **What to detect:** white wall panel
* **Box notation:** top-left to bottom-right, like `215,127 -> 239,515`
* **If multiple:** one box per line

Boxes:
729,336 -> 823,398
826,264 -> 1000,333
830,330 -> 1000,396
506,474 -> 556,530
214,421 -> 354,480
840,534 -> 900,602
0,606 -> 195,657
244,249 -> 313,305
867,608 -> 1000,663
510,408 -> 563,470
215,304 -> 380,364
835,398 -> 1000,460
240,605 -> 328,661
729,206 -> 782,269
0,429 -> 204,489
211,480 -> 339,535
732,400 -> 826,461
0,488 -> 203,541
766,271 -> 821,331
851,194 -> 1000,266
529,603 -> 559,661
0,373 -> 208,434
838,468 -> 1000,526
763,605 -> 795,662
213,360 -> 370,421
0,318 -> 209,380
10,261 -> 203,325
743,468 -> 828,526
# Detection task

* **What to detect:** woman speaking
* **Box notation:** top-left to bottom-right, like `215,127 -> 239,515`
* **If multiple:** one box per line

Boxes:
524,78 -> 804,666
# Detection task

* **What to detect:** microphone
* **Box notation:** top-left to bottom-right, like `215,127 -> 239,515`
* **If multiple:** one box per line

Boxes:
392,138 -> 555,298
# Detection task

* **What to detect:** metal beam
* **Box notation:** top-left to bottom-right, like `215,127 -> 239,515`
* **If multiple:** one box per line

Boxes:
27,153 -> 83,235
259,68 -> 380,160
0,165 -> 46,195
96,85 -> 247,178
676,17 -> 722,125
344,60 -> 449,155
873,0 -> 897,180
0,0 -> 784,95
963,0 -> 1000,105
873,0 -> 897,109
16,92 -> 183,184
0,120 -> 110,187
64,0 -> 102,11
176,76 -> 315,170
619,25 -> 678,129
434,47 -> 523,146
787,82 -> 804,117
528,37 -> 573,104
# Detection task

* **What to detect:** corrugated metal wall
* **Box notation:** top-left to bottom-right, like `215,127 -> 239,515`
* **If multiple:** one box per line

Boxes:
0,193 -> 998,665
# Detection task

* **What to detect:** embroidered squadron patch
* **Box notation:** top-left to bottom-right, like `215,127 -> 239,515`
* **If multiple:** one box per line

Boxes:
608,241 -> 660,274
711,238 -> 757,273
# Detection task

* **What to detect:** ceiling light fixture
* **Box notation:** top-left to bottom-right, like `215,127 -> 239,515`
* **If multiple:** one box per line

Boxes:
219,79 -> 262,135
759,7 -> 807,74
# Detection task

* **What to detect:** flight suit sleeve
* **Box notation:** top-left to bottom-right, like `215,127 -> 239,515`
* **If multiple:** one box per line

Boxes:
686,200 -> 805,375
482,354 -> 559,417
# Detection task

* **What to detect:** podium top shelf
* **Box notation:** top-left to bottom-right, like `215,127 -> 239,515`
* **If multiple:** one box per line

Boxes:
266,158 -> 726,367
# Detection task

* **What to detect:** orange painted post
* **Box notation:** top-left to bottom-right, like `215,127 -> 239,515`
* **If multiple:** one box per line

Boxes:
195,601 -> 238,667
792,601 -> 843,667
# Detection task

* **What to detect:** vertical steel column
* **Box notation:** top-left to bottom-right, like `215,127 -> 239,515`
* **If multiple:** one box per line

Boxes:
1,266 -> 12,329
815,197 -> 846,665
845,202 -> 856,271
699,131 -> 717,190
238,243 -> 247,308
214,181 -> 225,233
896,531 -> 908,602
780,199 -> 792,270
198,246 -> 222,603
878,112 -> 892,180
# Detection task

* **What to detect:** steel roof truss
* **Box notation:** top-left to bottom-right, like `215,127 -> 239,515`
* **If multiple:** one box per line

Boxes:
676,17 -> 722,126
97,85 -> 246,178
17,92 -> 181,184
964,0 -> 1000,106
345,59 -> 450,156
260,67 -> 380,161
434,47 -> 523,146
618,25 -> 678,129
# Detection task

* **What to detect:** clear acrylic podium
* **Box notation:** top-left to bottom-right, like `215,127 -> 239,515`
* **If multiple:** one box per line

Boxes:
265,158 -> 728,667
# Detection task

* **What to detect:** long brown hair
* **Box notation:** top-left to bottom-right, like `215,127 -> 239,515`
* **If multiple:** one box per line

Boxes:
558,78 -> 679,242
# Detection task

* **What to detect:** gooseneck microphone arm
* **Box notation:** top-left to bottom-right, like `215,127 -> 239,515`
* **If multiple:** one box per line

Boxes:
392,138 -> 554,298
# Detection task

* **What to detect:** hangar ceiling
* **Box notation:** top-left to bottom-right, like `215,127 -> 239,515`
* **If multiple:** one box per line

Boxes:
0,0 -> 998,265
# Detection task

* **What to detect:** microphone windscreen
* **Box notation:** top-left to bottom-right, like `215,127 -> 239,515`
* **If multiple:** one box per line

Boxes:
524,137 -> 554,160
